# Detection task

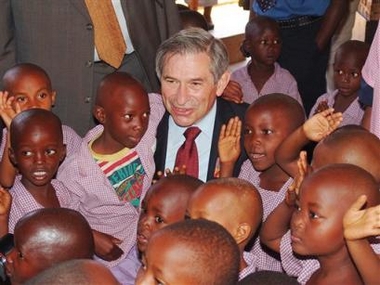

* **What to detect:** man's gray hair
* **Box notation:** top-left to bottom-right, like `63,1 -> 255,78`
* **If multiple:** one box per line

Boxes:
156,28 -> 229,83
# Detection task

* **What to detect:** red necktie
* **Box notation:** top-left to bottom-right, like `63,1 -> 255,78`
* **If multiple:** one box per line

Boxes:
175,127 -> 201,178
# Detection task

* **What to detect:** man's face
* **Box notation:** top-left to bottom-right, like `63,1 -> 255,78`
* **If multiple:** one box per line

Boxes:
160,52 -> 228,127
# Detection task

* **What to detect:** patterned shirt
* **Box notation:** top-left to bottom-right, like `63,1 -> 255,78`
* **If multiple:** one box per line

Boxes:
239,251 -> 259,281
93,144 -> 145,208
9,177 -> 72,232
231,62 -> 303,106
309,90 -> 364,126
239,159 -> 293,272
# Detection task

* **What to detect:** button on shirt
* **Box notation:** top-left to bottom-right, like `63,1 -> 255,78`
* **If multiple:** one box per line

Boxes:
165,102 -> 217,182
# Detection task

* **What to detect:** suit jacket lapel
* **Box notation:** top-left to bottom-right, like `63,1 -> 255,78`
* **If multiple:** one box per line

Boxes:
154,111 -> 170,176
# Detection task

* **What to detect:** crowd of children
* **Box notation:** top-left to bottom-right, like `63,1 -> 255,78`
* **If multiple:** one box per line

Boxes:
0,14 -> 378,285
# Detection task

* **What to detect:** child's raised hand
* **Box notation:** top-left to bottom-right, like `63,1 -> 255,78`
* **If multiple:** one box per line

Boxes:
221,80 -> 243,104
303,108 -> 343,142
218,116 -> 242,164
152,166 -> 187,183
0,187 -> 11,217
92,230 -> 124,261
0,91 -> 17,129
343,195 -> 380,241
285,151 -> 308,207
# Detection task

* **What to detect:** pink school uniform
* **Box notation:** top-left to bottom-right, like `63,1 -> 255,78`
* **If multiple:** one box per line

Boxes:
8,177 -> 72,232
231,62 -> 303,105
57,93 -> 165,268
362,22 -> 380,138
239,251 -> 259,281
238,159 -> 293,272
279,230 -> 380,284
309,90 -> 364,126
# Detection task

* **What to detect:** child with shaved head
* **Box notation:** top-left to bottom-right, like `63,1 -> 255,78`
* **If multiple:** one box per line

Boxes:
7,109 -> 69,232
136,218 -> 240,285
187,177 -> 263,280
5,208 -> 94,285
114,174 -> 203,284
0,63 -> 81,188
57,72 -> 165,271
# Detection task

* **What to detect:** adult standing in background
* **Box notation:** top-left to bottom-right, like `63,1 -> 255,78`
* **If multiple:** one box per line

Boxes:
0,0 -> 181,135
250,0 -> 349,114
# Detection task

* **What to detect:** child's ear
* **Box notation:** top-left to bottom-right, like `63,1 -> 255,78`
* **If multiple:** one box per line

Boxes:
51,91 -> 57,107
241,40 -> 251,57
234,223 -> 252,245
8,148 -> 17,166
93,105 -> 106,123
60,144 -> 67,162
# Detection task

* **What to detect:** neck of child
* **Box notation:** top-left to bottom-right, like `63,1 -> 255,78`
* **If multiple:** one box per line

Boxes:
259,164 -> 290,192
92,133 -> 126,155
310,249 -> 362,285
21,179 -> 60,208
334,91 -> 358,114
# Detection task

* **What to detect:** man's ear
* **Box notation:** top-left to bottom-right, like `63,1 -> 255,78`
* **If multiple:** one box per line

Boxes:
234,223 -> 252,245
93,105 -> 106,124
216,71 -> 231,97
8,148 -> 17,166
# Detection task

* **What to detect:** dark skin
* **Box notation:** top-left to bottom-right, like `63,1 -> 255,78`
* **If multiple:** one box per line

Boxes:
249,0 -> 349,53
243,18 -> 281,93
9,112 -> 66,209
332,41 -> 369,114
91,72 -> 150,261
6,208 -> 94,285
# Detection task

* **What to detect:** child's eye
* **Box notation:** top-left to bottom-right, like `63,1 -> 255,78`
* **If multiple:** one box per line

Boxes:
21,151 -> 33,157
294,203 -> 301,212
142,112 -> 150,119
15,96 -> 27,103
124,114 -> 132,120
309,211 -> 319,219
17,251 -> 24,259
336,70 -> 344,75
37,92 -> 48,99
273,39 -> 281,45
243,128 -> 252,136
351,72 -> 359,78
45,149 -> 57,156
262,129 -> 273,135
155,216 -> 164,223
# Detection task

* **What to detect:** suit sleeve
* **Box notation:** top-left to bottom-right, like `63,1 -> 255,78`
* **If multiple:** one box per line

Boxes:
0,0 -> 16,88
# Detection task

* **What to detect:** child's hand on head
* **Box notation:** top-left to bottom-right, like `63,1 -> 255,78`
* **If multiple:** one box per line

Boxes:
218,116 -> 242,164
0,91 -> 19,129
303,108 -> 343,142
343,195 -> 380,241
92,230 -> 124,261
221,80 -> 243,104
0,187 -> 11,217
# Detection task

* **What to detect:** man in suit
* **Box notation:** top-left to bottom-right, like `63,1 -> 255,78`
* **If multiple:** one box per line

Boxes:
0,0 -> 181,135
154,28 -> 248,182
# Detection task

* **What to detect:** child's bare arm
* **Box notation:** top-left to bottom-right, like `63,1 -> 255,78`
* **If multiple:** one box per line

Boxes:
0,92 -> 20,187
275,108 -> 342,177
92,230 -> 124,261
343,196 -> 380,285
261,155 -> 305,252
218,117 -> 242,177
0,187 -> 11,237
221,80 -> 243,104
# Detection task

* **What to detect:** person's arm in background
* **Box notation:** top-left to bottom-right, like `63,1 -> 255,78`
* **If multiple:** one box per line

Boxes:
359,78 -> 374,130
315,0 -> 349,51
0,1 -> 16,89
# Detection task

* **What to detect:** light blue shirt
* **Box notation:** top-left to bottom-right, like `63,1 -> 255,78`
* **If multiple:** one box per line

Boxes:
165,101 -> 217,182
253,0 -> 330,20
